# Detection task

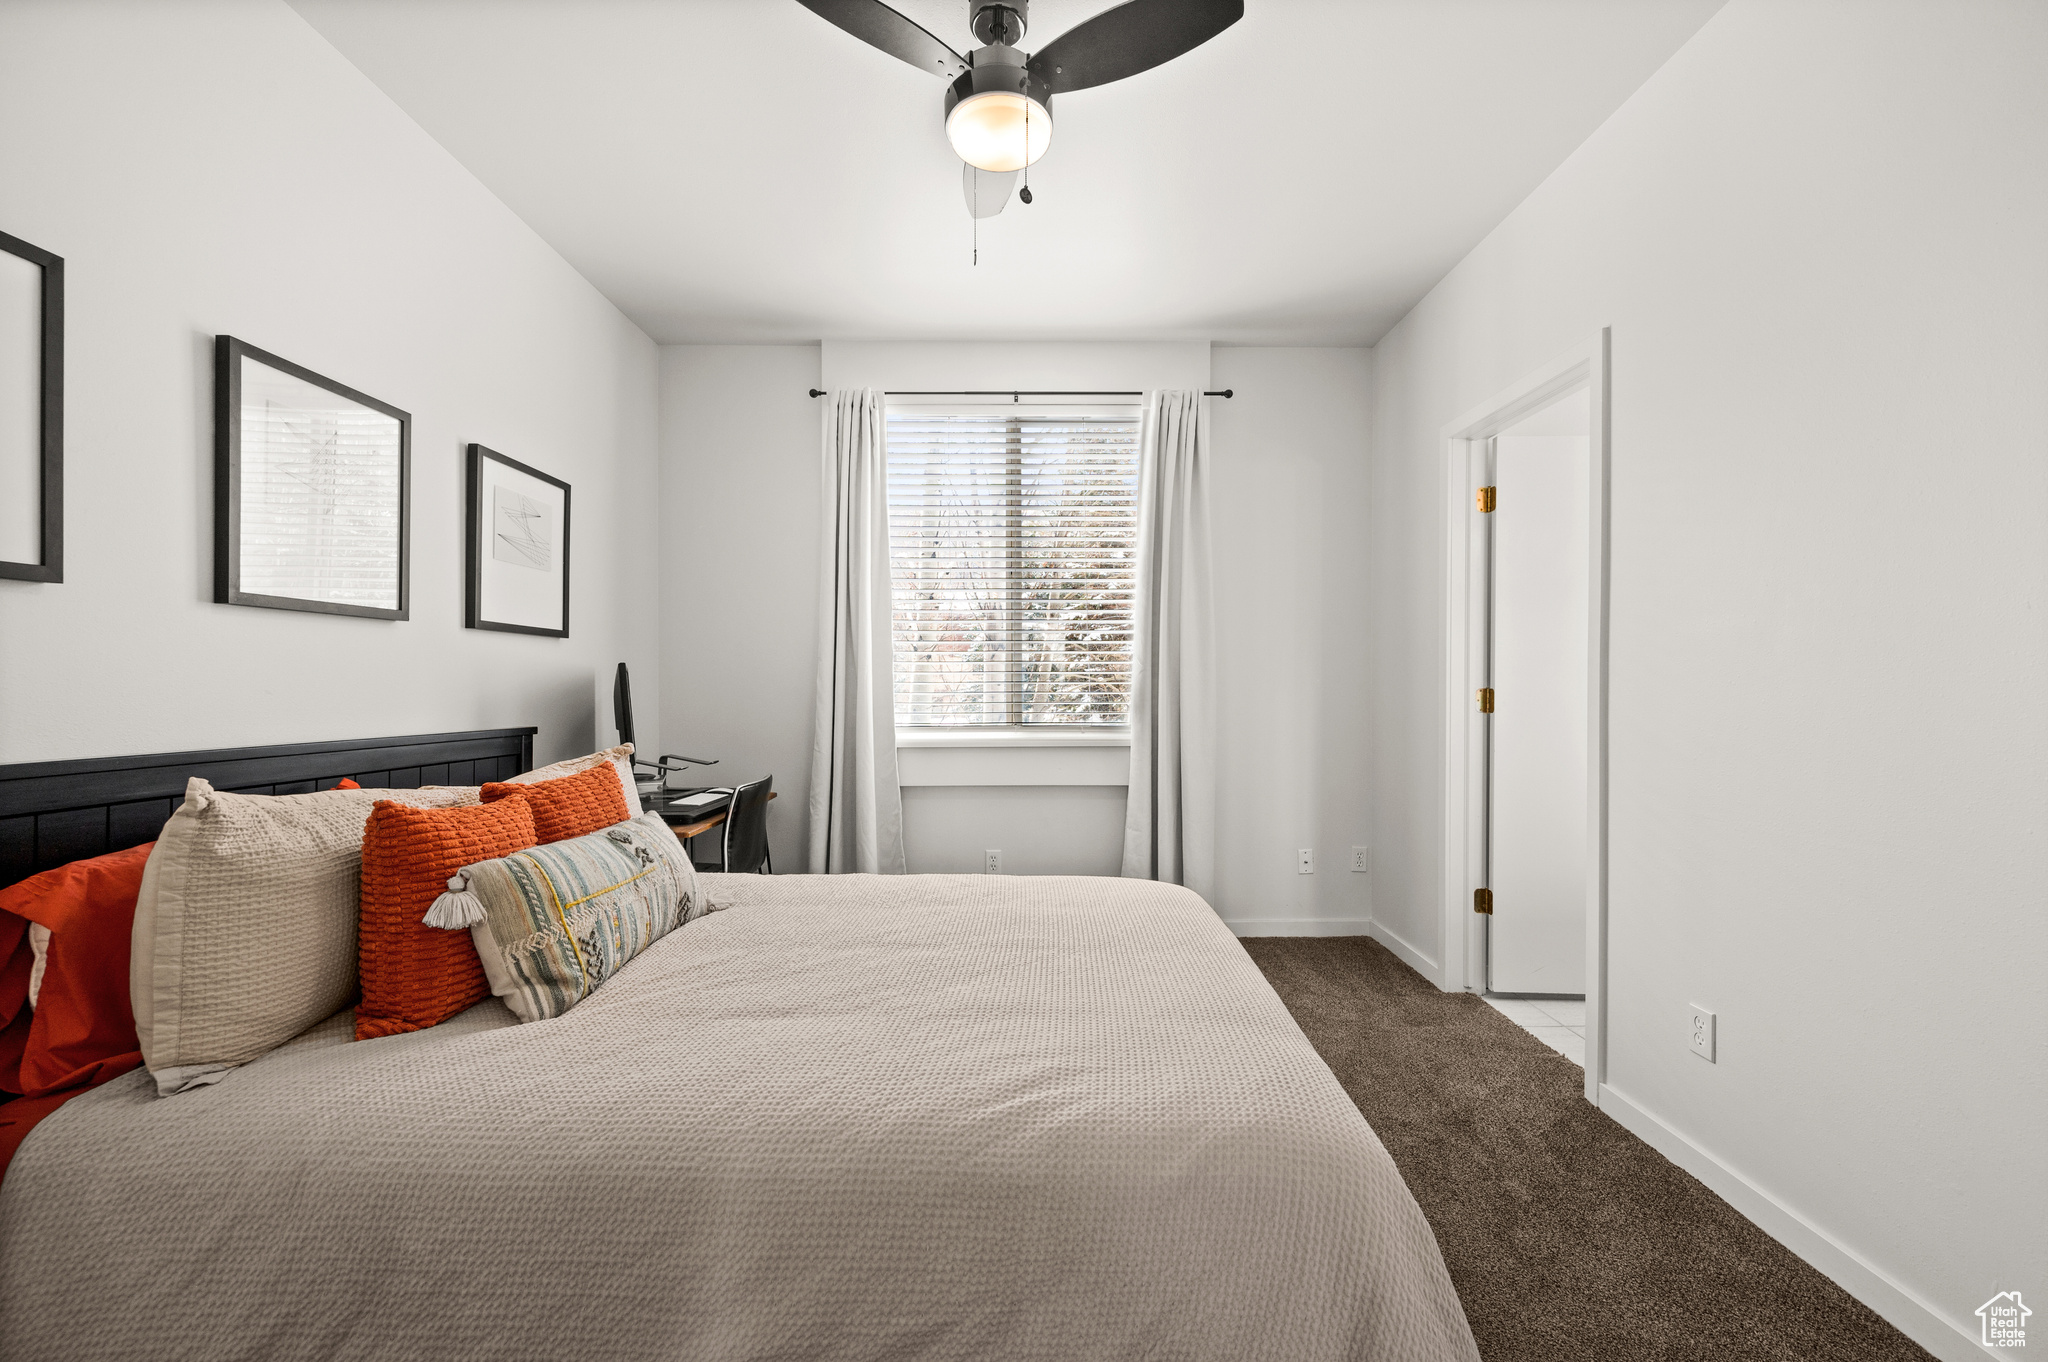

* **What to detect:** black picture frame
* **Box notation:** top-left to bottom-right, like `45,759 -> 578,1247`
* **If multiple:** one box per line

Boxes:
214,335 -> 410,620
0,229 -> 63,583
466,443 -> 570,638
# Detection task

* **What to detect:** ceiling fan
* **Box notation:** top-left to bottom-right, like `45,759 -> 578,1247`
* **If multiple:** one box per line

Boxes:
795,0 -> 1243,220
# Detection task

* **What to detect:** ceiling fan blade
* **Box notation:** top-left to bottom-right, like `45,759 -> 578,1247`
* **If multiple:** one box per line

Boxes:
963,164 -> 1017,218
793,0 -> 969,80
1028,0 -> 1242,95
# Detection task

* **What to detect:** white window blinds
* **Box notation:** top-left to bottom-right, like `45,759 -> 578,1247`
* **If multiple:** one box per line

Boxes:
887,406 -> 1141,728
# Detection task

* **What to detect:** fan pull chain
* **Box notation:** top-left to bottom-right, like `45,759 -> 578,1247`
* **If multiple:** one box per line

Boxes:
1020,67 -> 1034,205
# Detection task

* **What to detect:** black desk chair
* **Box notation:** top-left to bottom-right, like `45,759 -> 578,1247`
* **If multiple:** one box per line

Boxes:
703,775 -> 773,875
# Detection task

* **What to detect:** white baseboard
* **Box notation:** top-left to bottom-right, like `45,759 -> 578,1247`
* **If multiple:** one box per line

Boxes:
1595,1084 -> 1985,1362
1365,919 -> 1442,985
1224,917 -> 1370,938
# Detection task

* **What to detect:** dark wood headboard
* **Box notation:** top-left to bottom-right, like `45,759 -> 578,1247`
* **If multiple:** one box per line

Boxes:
0,728 -> 536,891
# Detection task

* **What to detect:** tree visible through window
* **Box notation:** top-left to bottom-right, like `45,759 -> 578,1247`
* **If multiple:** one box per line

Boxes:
888,406 -> 1139,728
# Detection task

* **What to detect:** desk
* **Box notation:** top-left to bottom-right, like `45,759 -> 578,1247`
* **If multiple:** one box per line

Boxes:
659,790 -> 776,842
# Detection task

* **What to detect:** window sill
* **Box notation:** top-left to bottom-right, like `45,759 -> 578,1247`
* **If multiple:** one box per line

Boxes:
895,727 -> 1132,749
896,731 -> 1131,788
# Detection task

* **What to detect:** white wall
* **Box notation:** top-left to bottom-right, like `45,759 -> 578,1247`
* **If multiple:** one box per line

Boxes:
1209,347 -> 1374,935
0,0 -> 660,768
901,786 -> 1126,876
659,341 -> 1374,926
817,342 -> 1209,399
1364,2 -> 2047,1356
656,344 -> 821,873
657,342 -> 1203,879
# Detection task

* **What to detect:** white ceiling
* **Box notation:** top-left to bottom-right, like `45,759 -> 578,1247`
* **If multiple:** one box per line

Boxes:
288,0 -> 1722,345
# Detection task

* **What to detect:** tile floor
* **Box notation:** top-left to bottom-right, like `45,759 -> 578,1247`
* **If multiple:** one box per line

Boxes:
1483,995 -> 1585,1067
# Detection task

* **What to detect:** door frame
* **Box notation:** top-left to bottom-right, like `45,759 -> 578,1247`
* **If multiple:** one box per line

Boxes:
1438,327 -> 1610,1101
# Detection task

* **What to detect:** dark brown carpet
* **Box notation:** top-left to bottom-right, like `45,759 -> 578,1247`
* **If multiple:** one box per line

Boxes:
1242,936 -> 1933,1362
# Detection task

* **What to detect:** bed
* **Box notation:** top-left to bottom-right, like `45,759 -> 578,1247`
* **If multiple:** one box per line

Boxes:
0,733 -> 1478,1362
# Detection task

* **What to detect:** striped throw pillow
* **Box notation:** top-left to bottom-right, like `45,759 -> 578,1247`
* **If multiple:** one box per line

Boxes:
427,812 -> 701,1023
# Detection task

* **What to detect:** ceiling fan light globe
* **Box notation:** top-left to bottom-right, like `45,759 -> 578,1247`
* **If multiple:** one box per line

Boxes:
946,91 -> 1052,173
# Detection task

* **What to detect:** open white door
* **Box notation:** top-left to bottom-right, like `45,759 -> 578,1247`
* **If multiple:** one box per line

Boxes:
1486,398 -> 1589,994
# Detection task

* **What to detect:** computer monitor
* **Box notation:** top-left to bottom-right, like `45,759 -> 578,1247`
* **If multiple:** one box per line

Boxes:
613,662 -> 635,750
613,666 -> 718,798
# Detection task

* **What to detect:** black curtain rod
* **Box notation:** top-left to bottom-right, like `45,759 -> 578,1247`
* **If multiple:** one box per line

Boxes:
806,388 -> 1233,399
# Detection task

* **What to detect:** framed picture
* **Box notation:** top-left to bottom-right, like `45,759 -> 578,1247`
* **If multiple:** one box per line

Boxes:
466,443 -> 570,637
214,336 -> 409,619
0,229 -> 63,583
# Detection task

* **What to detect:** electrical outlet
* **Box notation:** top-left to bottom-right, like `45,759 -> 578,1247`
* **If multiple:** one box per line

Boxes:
1688,1006 -> 1716,1062
1350,845 -> 1369,873
1297,848 -> 1315,875
984,849 -> 1002,874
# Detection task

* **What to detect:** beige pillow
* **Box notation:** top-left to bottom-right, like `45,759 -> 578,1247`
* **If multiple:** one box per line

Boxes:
132,777 -> 478,1095
497,744 -> 643,815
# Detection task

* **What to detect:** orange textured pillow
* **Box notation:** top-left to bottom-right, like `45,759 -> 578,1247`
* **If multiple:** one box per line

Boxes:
332,777 -> 361,790
481,761 -> 629,844
355,798 -> 537,1040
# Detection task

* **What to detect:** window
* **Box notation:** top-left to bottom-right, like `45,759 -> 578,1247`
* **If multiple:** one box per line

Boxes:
887,405 -> 1140,729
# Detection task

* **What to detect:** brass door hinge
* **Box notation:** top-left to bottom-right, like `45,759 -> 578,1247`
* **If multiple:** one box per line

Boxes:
1476,486 -> 1496,513
1474,887 -> 1493,915
1477,687 -> 1494,713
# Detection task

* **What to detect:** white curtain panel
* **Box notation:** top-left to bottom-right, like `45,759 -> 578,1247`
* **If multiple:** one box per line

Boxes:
1122,389 -> 1216,898
808,388 -> 907,874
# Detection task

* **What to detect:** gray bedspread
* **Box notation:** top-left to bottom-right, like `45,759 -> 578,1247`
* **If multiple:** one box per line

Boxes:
0,874 -> 1478,1362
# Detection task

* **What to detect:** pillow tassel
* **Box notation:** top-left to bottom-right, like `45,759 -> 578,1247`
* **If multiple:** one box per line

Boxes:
423,871 -> 486,930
